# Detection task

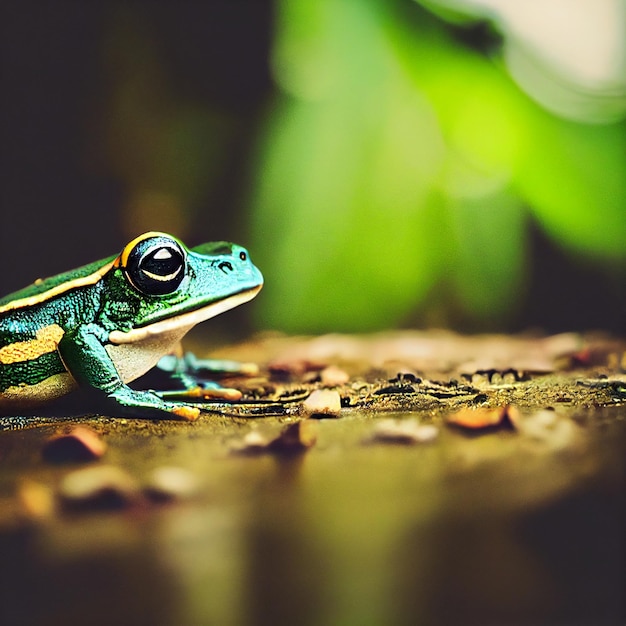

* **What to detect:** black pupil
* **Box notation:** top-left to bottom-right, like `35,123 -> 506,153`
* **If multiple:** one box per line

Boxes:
126,240 -> 186,296
141,246 -> 182,278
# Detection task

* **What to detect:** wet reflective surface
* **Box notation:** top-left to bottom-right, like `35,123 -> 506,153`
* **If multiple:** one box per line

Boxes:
1,405 -> 623,626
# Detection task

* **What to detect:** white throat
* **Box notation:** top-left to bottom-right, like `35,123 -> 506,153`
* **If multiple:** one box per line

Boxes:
105,285 -> 262,383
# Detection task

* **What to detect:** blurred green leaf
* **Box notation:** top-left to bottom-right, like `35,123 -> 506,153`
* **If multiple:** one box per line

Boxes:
248,0 -> 625,332
252,0 -> 447,332
448,191 -> 527,319
518,115 -> 626,259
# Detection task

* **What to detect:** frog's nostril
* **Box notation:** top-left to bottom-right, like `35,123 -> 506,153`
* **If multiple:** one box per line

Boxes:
239,251 -> 247,261
218,261 -> 233,273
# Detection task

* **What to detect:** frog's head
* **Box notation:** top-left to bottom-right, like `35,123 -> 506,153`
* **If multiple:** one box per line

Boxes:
103,232 -> 263,341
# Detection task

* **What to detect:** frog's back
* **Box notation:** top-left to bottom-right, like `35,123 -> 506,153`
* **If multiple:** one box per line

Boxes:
0,256 -> 116,408
0,254 -> 115,363
0,255 -> 117,310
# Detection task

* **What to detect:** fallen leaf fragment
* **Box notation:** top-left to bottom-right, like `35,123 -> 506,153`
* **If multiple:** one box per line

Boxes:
59,465 -> 140,511
302,389 -> 342,417
446,405 -> 517,431
369,419 -> 439,445
42,426 -> 107,463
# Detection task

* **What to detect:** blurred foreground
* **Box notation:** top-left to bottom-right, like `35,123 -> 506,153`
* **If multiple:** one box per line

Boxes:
1,331 -> 623,626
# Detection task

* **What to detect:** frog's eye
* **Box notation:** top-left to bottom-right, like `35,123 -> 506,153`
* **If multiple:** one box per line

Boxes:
123,236 -> 186,296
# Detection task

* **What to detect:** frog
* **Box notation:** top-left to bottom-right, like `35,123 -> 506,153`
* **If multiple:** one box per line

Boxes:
0,232 -> 263,420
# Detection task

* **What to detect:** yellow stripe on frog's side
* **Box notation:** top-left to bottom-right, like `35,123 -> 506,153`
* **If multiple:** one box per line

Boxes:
0,372 -> 76,407
0,324 -> 65,364
0,260 -> 116,315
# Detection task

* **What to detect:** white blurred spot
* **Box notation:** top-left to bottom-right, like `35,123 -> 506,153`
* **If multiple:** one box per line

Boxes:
422,0 -> 626,122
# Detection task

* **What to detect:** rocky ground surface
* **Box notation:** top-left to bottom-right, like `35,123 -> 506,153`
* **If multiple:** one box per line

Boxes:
0,331 -> 624,626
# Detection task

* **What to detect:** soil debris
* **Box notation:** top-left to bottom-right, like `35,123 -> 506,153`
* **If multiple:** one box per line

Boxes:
367,419 -> 439,445
42,426 -> 107,463
144,467 -> 199,502
301,389 -> 342,417
268,358 -> 326,379
233,421 -> 318,456
514,409 -> 579,449
320,365 -> 350,387
59,465 -> 141,511
244,331 -> 587,377
268,421 -> 318,453
16,479 -> 55,521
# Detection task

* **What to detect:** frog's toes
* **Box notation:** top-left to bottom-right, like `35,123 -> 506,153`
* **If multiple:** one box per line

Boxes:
157,385 -> 243,402
200,387 -> 243,401
170,404 -> 201,421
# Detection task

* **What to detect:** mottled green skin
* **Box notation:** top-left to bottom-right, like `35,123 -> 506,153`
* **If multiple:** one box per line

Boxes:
0,238 -> 263,418
0,257 -> 111,392
0,255 -> 116,308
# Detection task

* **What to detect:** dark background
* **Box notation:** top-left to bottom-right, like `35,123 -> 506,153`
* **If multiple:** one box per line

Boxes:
2,2 -> 273,286
2,1 -> 624,334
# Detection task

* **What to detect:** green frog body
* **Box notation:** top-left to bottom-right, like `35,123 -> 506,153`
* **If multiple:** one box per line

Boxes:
0,232 -> 263,420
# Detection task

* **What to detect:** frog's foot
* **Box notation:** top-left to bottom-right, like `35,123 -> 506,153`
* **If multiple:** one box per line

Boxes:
156,383 -> 243,403
156,362 -> 246,403
157,353 -> 259,378
107,387 -> 201,421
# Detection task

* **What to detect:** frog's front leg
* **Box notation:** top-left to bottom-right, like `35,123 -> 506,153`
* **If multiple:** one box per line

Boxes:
58,325 -> 200,421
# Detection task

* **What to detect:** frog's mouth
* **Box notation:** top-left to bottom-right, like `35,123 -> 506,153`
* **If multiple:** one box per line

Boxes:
107,284 -> 262,345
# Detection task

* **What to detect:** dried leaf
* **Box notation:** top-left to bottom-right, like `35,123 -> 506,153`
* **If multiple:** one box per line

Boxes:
446,406 -> 517,431
43,426 -> 107,463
